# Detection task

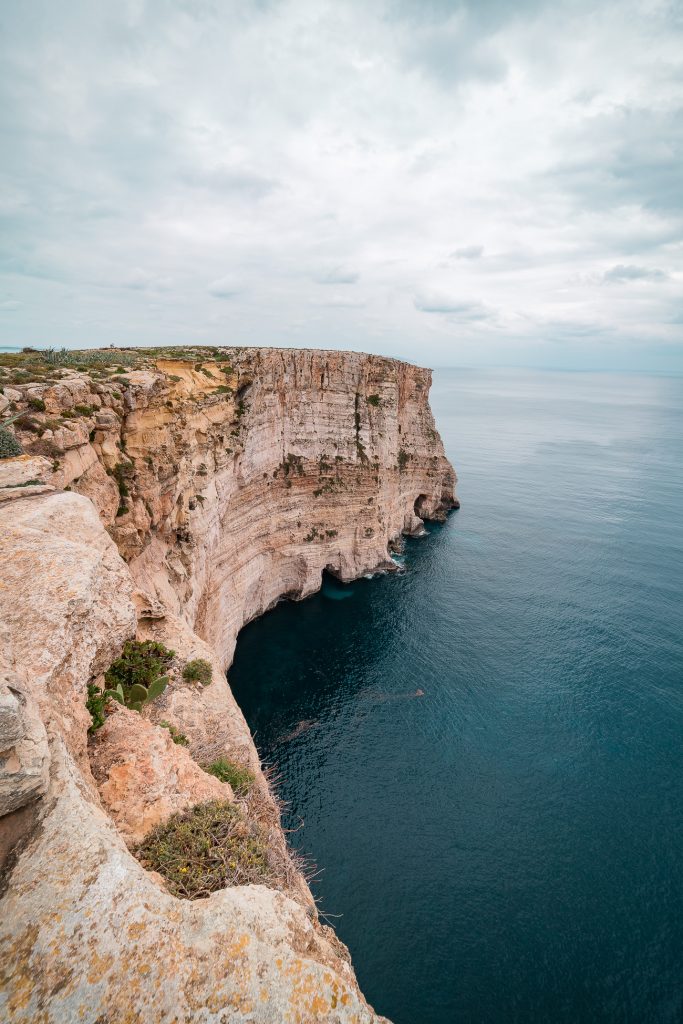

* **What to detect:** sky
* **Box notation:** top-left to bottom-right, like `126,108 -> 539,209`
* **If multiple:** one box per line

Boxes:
0,0 -> 682,370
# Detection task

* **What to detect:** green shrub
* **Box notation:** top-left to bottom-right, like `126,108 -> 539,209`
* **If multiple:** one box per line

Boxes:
110,461 -> 133,497
367,394 -> 380,407
205,758 -> 255,796
86,683 -> 106,733
0,426 -> 22,458
27,397 -> 46,412
73,404 -> 94,416
103,639 -> 175,711
182,658 -> 212,686
160,720 -> 190,746
135,800 -> 271,898
106,639 -> 175,689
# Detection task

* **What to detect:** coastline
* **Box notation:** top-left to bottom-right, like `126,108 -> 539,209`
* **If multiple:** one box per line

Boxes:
0,345 -> 456,1022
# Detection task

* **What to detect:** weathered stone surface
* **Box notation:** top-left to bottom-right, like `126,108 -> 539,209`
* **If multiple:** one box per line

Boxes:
0,491 -> 137,766
0,665 -> 50,817
0,348 -> 456,1022
0,484 -> 55,503
42,377 -> 97,413
71,455 -> 119,520
0,742 -> 386,1023
89,705 -> 233,845
51,419 -> 92,451
0,455 -> 52,488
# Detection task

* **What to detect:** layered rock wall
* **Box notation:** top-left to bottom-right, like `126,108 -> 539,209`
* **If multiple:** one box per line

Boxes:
0,347 -> 456,1022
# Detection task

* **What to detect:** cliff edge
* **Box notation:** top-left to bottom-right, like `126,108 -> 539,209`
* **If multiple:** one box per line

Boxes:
0,345 -> 457,1023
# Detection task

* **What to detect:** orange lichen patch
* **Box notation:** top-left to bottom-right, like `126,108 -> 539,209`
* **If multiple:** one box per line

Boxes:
185,931 -> 254,1014
86,950 -> 111,985
227,932 -> 251,957
273,951 -> 364,1021
0,926 -> 39,1015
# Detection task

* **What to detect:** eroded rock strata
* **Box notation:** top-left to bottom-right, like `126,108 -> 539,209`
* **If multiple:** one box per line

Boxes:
0,347 -> 457,1022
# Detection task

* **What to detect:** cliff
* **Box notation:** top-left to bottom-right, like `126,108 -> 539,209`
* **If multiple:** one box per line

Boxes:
0,346 -> 457,1022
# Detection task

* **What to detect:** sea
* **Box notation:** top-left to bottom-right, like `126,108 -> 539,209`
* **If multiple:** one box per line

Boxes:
229,368 -> 683,1024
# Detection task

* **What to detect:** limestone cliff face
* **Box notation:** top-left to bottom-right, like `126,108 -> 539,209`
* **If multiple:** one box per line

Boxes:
102,348 -> 455,664
0,347 -> 456,1023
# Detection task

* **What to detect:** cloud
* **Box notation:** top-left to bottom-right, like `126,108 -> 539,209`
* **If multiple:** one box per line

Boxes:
402,27 -> 507,88
414,291 -> 494,321
311,293 -> 366,309
450,245 -> 484,260
184,166 -> 278,200
603,264 -> 668,283
208,276 -> 243,299
0,0 -> 681,369
315,267 -> 360,285
0,300 -> 20,312
123,268 -> 172,292
393,1 -> 514,87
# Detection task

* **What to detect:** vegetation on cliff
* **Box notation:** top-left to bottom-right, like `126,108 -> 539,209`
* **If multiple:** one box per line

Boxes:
87,640 -> 175,730
159,720 -> 190,746
205,757 -> 255,796
182,658 -> 213,686
135,799 -> 271,898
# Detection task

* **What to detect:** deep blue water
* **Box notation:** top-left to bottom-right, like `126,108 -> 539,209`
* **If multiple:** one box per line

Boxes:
229,369 -> 683,1024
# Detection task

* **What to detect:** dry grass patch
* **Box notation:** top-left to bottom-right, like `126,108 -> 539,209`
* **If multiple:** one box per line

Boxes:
135,800 -> 272,899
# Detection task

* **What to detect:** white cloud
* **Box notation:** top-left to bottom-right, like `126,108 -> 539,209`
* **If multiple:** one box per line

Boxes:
315,267 -> 360,285
451,246 -> 484,261
123,268 -> 172,291
208,276 -> 243,299
0,0 -> 681,368
413,292 -> 494,321
603,264 -> 668,283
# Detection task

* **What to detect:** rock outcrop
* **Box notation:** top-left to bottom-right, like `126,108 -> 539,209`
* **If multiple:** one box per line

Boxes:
0,346 -> 457,1022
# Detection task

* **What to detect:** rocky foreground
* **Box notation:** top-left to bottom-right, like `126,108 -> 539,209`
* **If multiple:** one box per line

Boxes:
0,345 -> 457,1022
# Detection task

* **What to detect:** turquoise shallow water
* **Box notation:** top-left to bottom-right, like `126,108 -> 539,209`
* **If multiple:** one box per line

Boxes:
229,369 -> 683,1024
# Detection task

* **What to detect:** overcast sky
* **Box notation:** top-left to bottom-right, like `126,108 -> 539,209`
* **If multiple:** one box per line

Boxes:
1,0 -> 681,369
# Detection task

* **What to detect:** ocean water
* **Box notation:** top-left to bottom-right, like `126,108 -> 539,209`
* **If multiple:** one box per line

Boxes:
229,369 -> 683,1024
